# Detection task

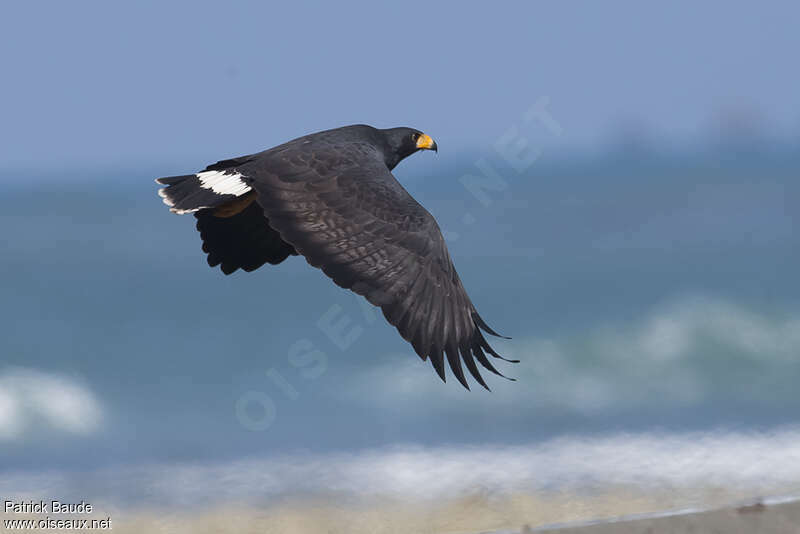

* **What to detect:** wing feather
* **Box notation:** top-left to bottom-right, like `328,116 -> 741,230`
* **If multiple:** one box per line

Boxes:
243,139 -> 512,389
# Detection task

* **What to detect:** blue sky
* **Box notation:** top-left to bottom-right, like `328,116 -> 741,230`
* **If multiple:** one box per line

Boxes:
2,1 -> 798,171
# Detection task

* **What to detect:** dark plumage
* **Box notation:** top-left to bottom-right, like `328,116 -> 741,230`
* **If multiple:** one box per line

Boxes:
156,124 -> 516,389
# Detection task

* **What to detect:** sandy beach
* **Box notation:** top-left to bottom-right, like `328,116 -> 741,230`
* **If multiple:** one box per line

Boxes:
533,497 -> 800,533
4,492 -> 799,533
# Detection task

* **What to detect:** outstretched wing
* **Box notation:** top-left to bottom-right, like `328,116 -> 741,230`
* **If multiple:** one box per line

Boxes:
195,197 -> 298,274
244,140 -> 515,389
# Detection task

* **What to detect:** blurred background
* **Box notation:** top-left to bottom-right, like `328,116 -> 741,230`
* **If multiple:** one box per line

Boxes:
1,1 -> 799,531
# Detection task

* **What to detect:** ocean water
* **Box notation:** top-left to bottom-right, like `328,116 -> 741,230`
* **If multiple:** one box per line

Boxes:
1,147 -> 799,505
2,428 -> 800,508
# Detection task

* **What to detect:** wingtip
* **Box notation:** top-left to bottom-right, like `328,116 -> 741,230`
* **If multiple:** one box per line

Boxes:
445,344 -> 470,390
430,348 -> 447,383
459,342 -> 491,391
487,331 -> 512,340
477,330 -> 519,364
472,344 -> 509,379
472,311 -> 510,339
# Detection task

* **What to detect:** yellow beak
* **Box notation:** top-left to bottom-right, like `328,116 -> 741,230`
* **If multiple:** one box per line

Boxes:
416,133 -> 438,152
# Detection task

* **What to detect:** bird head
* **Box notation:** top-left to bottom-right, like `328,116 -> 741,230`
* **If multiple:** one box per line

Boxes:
380,127 -> 437,169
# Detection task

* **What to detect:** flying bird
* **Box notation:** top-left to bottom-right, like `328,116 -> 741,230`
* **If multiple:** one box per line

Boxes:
156,124 -> 515,389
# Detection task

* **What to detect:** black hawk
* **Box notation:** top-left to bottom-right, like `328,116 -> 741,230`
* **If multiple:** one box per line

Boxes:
156,125 -> 515,389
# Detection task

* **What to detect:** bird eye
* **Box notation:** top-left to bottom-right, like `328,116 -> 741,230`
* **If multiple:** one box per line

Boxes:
411,133 -> 419,142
